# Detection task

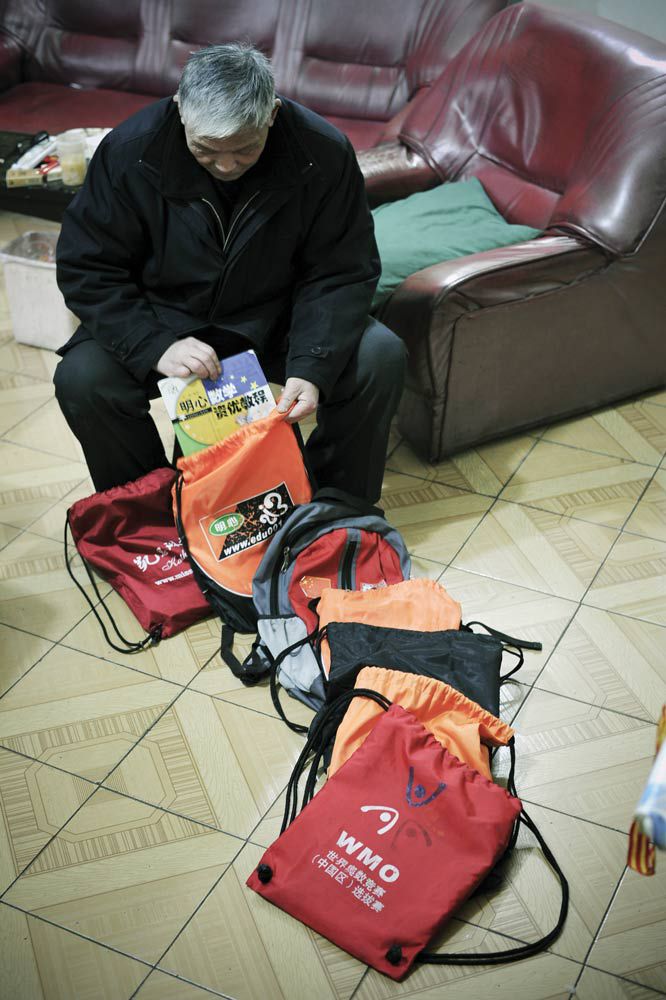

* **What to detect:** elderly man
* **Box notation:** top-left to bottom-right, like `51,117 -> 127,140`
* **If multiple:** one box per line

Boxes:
54,43 -> 405,502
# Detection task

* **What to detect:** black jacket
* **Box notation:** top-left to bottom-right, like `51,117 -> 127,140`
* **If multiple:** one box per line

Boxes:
56,97 -> 380,396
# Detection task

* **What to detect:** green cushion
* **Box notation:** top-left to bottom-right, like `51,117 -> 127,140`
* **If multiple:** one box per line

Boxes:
371,177 -> 542,308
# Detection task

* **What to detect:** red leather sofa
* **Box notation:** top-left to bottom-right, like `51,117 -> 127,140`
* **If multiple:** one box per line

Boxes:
0,0 -> 505,149
361,2 -> 666,459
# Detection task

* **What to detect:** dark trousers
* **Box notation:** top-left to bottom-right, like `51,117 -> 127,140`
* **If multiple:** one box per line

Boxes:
54,318 -> 406,503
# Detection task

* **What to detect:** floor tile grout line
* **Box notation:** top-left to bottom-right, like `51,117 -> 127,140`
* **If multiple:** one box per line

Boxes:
0,729 -> 263,846
349,966 -> 371,1000
243,777 -> 292,844
135,840 -> 250,997
131,967 -> 235,1000
615,460 -> 662,535
188,685 -> 315,727
0,472 -> 90,553
0,742 -> 100,789
53,636 -> 206,692
445,544 -> 666,629
573,865 -> 629,993
0,778 -> 99,903
581,600 -> 664,629
18,474 -> 91,534
384,462 -> 500,501
0,363 -> 54,385
96,781 -> 250,842
388,458 -> 664,537
0,636 -> 56,703
504,597 -> 579,704
0,390 -> 57,439
509,428 -> 665,468
0,429 -> 85,464
54,608 -> 223,691
93,684 -> 191,788
528,680 -> 660,726
0,523 -> 21,553
0,899 -> 156,974
0,585 -> 123,661
0,366 -> 55,386
442,436 -> 543,570
573,459 -> 662,611
488,494 -> 659,538
516,797 -> 632,839
582,961 -> 666,997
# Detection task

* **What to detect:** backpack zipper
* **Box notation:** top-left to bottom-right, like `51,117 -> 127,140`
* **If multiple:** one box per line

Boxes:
270,528 -> 360,616
340,533 -> 359,589
271,522 -> 333,616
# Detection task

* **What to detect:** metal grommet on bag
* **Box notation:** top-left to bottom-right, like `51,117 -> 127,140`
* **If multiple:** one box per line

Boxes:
386,944 -> 403,965
257,863 -> 273,884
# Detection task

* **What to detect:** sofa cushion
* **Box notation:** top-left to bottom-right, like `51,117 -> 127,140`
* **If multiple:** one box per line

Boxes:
0,81 -> 156,133
371,177 -> 541,307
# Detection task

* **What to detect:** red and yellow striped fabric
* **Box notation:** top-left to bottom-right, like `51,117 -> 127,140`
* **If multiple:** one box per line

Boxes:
627,705 -> 666,876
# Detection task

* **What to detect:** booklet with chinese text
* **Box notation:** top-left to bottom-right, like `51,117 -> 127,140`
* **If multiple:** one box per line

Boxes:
157,349 -> 275,456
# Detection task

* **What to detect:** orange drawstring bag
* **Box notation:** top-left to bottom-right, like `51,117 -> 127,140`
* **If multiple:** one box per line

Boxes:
174,408 -> 311,651
329,666 -> 513,780
317,578 -> 462,672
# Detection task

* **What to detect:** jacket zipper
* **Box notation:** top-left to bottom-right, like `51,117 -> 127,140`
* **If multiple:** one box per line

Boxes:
201,191 -> 260,253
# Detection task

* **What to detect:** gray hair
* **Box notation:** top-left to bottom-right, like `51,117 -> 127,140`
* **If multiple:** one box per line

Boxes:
178,43 -> 275,139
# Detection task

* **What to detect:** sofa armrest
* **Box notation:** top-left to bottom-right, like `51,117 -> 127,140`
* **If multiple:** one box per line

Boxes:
379,234 -> 608,333
0,34 -> 22,91
358,141 -> 439,208
380,233 -> 622,458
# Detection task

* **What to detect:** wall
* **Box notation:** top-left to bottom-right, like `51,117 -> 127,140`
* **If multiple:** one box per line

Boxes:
514,0 -> 666,42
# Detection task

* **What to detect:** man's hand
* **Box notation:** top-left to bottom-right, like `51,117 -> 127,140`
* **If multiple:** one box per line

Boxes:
277,377 -> 319,423
155,338 -> 221,380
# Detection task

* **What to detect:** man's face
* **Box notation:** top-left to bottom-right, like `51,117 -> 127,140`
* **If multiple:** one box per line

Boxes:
178,99 -> 280,183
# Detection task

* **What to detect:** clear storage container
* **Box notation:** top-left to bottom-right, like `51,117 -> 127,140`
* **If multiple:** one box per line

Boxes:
0,231 -> 78,350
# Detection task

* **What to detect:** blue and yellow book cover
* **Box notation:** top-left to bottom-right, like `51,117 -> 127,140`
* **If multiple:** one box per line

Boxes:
157,350 -> 275,456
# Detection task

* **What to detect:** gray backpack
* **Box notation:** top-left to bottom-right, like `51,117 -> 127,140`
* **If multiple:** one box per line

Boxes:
229,488 -> 410,730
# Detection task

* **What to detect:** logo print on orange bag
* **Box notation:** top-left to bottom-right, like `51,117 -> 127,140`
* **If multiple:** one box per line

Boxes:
200,482 -> 294,561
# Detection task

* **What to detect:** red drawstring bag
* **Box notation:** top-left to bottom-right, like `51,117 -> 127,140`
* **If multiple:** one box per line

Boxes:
248,693 -> 568,979
65,467 -> 212,651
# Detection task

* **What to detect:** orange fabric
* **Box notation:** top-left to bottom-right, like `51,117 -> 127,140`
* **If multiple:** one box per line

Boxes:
318,578 -> 462,672
628,820 -> 656,876
174,408 -> 311,597
627,705 -> 665,876
329,665 -> 514,780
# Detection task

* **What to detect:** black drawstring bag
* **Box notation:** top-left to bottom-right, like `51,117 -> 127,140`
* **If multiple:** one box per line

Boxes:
320,619 -> 540,718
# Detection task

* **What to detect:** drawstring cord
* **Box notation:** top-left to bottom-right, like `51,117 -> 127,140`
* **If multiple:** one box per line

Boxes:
64,514 -> 162,653
281,687 -> 392,833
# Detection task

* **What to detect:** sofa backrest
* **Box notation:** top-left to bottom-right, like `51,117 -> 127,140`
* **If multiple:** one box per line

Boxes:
399,2 -> 666,254
19,0 -> 146,90
6,0 -> 507,118
136,0 -> 283,96
275,0 -> 507,123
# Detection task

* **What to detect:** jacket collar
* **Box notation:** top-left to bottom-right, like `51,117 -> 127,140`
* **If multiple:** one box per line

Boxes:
142,98 -> 317,199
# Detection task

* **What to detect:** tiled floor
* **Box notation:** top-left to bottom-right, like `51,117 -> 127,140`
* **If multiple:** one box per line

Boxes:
0,208 -> 664,1000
